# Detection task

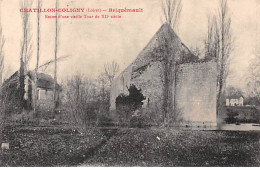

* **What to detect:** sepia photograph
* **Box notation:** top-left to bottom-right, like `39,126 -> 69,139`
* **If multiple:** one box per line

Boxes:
0,0 -> 259,167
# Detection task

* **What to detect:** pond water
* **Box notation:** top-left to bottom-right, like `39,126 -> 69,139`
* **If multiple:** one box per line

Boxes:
218,123 -> 260,131
180,123 -> 260,131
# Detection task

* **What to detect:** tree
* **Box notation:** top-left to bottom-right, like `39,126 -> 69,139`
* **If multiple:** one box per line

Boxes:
162,0 -> 182,32
53,0 -> 60,112
206,0 -> 232,117
225,86 -> 243,98
34,0 -> 42,114
204,16 -> 217,61
20,0 -> 33,73
104,61 -> 119,85
0,0 -> 5,142
161,0 -> 182,126
0,0 -> 4,87
97,73 -> 110,109
246,50 -> 260,105
19,0 -> 33,110
63,75 -> 100,132
248,50 -> 260,82
95,61 -> 119,117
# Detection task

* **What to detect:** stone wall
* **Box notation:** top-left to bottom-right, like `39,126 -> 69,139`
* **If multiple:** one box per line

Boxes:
110,59 -> 218,126
131,61 -> 164,109
38,88 -> 54,100
110,61 -> 164,110
110,65 -> 133,110
175,61 -> 217,125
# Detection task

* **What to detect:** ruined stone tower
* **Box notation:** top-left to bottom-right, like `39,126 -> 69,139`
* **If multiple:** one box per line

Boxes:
110,23 -> 217,126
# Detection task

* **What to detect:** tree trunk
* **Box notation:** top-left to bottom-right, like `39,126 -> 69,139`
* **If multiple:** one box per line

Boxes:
53,0 -> 59,114
34,0 -> 41,115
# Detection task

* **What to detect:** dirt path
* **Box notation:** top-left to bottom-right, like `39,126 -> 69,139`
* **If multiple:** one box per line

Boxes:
76,128 -> 118,166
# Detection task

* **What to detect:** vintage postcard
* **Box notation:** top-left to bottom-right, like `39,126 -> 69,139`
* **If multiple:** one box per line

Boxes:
0,0 -> 259,167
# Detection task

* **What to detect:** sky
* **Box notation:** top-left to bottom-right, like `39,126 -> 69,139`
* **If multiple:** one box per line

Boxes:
1,0 -> 260,90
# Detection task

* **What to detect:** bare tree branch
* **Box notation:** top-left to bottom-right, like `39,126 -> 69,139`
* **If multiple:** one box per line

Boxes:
104,61 -> 119,85
206,0 -> 233,117
162,0 -> 182,31
38,55 -> 70,71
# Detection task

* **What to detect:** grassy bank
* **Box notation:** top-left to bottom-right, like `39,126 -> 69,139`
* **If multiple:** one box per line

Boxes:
0,123 -> 106,166
1,123 -> 259,167
83,128 -> 260,166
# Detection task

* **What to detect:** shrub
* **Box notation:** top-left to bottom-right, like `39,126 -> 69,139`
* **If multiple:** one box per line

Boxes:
10,111 -> 40,125
224,106 -> 260,124
0,91 -> 8,141
129,109 -> 154,128
0,100 -> 5,141
115,84 -> 146,126
61,75 -> 111,132
130,115 -> 148,128
97,114 -> 114,127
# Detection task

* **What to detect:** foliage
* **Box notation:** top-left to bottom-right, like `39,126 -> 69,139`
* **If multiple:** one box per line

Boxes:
224,108 -> 239,123
62,75 -> 97,131
1,81 -> 24,114
224,106 -> 260,124
115,84 -> 146,126
116,84 -> 146,111
225,86 -> 243,98
244,96 -> 260,106
0,87 -> 11,141
140,105 -> 164,126
97,114 -> 114,127
62,74 -> 111,131
0,97 -> 5,141
129,114 -> 151,128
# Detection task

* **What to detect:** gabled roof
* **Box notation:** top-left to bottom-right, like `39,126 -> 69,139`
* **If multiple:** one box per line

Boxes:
2,70 -> 61,91
27,71 -> 54,89
114,23 -> 199,82
131,23 -> 198,70
114,23 -> 199,78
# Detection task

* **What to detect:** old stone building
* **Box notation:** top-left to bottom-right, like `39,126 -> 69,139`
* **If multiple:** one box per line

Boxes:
2,71 -> 61,111
110,23 -> 217,126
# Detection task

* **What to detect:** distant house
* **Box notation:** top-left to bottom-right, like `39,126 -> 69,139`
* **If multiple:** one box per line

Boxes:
226,96 -> 243,106
1,70 -> 61,111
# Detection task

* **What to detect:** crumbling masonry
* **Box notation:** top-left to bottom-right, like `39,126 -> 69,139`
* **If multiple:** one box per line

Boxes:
110,23 -> 217,126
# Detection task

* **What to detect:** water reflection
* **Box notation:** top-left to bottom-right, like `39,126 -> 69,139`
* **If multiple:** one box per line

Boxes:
217,123 -> 260,131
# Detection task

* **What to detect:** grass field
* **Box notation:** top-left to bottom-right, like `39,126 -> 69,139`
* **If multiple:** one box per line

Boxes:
0,123 -> 259,167
0,123 -> 106,166
83,128 -> 260,166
